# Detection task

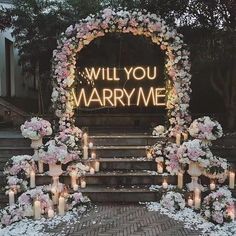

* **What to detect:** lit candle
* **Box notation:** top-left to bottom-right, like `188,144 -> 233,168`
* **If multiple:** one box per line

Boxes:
70,170 -> 77,188
182,132 -> 188,141
188,197 -> 193,207
38,160 -> 44,173
146,152 -> 152,159
58,196 -> 65,216
73,184 -> 79,191
83,146 -> 88,159
162,179 -> 168,189
34,199 -> 41,219
176,133 -> 181,146
30,170 -> 36,188
94,161 -> 100,172
177,172 -> 183,189
51,186 -> 59,205
210,181 -> 216,191
229,171 -> 235,189
194,197 -> 201,209
157,162 -> 163,174
194,187 -> 201,199
81,179 -> 86,188
48,207 -> 54,218
8,189 -> 15,206
91,152 -> 96,159
83,133 -> 88,146
88,142 -> 93,149
90,167 -> 95,174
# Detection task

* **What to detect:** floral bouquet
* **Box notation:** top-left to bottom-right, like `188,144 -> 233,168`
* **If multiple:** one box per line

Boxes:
164,142 -> 182,175
0,204 -> 23,227
147,140 -> 166,161
201,188 -> 234,224
160,191 -> 185,212
204,156 -> 228,180
152,125 -> 167,137
66,192 -> 90,210
4,155 -> 36,192
39,139 -> 76,165
21,117 -> 52,140
177,139 -> 212,168
67,162 -> 89,177
188,116 -> 223,141
55,127 -> 82,158
18,187 -> 52,217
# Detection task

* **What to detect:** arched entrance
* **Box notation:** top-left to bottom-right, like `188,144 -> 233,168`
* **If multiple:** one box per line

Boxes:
51,8 -> 192,136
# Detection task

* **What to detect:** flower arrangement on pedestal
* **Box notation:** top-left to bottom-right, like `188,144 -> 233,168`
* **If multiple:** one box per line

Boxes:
4,155 -> 37,192
21,117 -> 52,149
201,188 -> 234,224
188,116 -> 223,142
160,191 -> 185,212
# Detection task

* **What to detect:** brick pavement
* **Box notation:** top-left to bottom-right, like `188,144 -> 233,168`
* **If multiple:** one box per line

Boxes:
48,204 -> 200,236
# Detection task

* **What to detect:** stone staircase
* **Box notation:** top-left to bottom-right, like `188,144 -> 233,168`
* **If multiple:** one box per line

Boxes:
0,130 -> 236,204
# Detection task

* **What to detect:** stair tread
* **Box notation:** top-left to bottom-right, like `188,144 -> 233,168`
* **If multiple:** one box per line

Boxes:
90,135 -> 163,139
93,146 -> 147,149
84,157 -> 152,162
0,146 -> 31,150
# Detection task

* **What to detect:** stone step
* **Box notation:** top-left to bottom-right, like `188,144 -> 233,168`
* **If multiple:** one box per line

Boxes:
0,147 -> 33,157
36,171 -> 177,186
0,138 -> 30,147
89,135 -> 162,146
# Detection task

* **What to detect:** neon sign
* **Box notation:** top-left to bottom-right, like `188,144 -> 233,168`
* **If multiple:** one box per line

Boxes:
73,66 -> 166,107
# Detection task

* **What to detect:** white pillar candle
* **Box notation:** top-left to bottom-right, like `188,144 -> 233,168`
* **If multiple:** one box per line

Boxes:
48,207 -> 54,218
83,133 -> 88,146
177,172 -> 183,189
51,186 -> 59,205
58,196 -> 65,216
194,187 -> 201,199
9,189 -> 15,206
176,133 -> 181,146
94,161 -> 100,172
38,160 -> 44,174
70,171 -> 77,188
34,199 -> 41,219
162,179 -> 168,189
91,152 -> 96,159
229,171 -> 235,189
30,170 -> 36,188
73,184 -> 79,191
182,132 -> 188,141
90,167 -> 95,175
88,142 -> 93,149
157,162 -> 163,174
210,182 -> 216,191
83,146 -> 88,159
188,197 -> 193,207
194,197 -> 201,209
81,180 -> 86,188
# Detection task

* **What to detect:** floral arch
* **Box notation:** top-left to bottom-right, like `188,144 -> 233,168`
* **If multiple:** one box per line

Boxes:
51,8 -> 192,136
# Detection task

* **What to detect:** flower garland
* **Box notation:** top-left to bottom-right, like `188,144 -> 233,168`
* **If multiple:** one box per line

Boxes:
21,117 -> 52,140
189,116 -> 223,141
201,188 -> 234,224
51,7 -> 192,135
4,155 -> 37,192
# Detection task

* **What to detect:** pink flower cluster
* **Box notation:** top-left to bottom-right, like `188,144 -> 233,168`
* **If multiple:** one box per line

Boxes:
52,7 -> 192,134
21,117 -> 52,140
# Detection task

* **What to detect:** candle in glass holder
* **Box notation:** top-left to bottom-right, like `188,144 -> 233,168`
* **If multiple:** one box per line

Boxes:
157,162 -> 163,174
210,180 -> 216,191
91,152 -> 96,159
30,170 -> 36,188
9,189 -> 15,206
88,142 -> 93,149
162,179 -> 168,189
90,167 -> 95,174
83,133 -> 88,146
58,196 -> 65,216
176,133 -> 181,146
177,172 -> 183,189
48,207 -> 54,218
94,161 -> 100,172
229,171 -> 235,189
81,179 -> 86,188
188,197 -> 193,207
34,198 -> 41,219
83,146 -> 88,159
38,160 -> 44,173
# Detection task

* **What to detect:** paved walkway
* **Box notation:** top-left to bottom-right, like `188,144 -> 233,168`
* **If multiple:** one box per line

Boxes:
49,204 -> 200,236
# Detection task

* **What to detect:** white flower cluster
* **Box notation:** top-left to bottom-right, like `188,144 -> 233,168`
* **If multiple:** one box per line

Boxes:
152,125 -> 168,137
